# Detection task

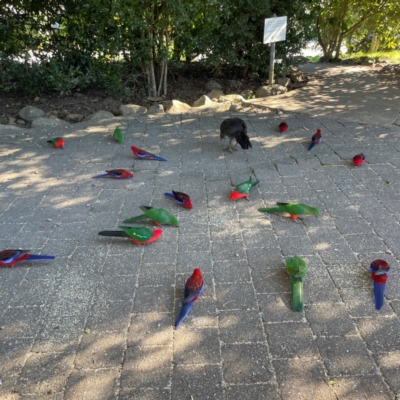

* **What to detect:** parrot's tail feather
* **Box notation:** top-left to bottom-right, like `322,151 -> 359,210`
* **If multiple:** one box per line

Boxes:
46,140 -> 52,144
175,301 -> 195,329
307,142 -> 315,151
25,255 -> 55,261
153,156 -> 167,162
123,215 -> 147,223
92,174 -> 108,178
252,180 -> 260,187
291,277 -> 304,311
373,281 -> 386,310
98,231 -> 129,237
164,192 -> 175,199
259,207 -> 282,213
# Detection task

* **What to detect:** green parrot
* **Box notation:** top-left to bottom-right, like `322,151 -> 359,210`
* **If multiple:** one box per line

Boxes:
113,127 -> 124,143
98,226 -> 162,245
124,206 -> 179,226
230,176 -> 260,200
258,202 -> 319,221
285,256 -> 307,311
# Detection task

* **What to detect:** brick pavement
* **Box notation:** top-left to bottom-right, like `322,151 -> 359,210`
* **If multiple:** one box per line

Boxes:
1,109 -> 400,399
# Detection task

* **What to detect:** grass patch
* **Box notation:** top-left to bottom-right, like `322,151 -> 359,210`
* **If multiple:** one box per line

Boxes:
341,50 -> 400,64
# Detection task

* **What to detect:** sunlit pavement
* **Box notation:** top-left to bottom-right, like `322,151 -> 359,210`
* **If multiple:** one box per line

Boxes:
1,67 -> 400,399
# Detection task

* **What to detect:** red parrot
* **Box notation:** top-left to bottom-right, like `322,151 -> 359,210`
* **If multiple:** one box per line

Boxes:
0,249 -> 55,267
131,146 -> 167,161
353,153 -> 365,167
164,191 -> 192,209
175,268 -> 204,329
92,169 -> 133,179
369,259 -> 390,310
279,121 -> 288,133
47,137 -> 64,148
307,129 -> 322,151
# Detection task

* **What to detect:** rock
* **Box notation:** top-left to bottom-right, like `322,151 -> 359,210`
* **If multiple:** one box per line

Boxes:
255,85 -> 287,98
120,104 -> 147,115
228,80 -> 243,89
84,110 -> 114,122
34,96 -> 40,102
193,95 -> 214,107
205,80 -> 222,91
18,106 -> 45,123
16,119 -> 26,125
206,89 -> 224,100
289,82 -> 304,89
31,117 -> 67,128
230,103 -> 242,112
247,71 -> 260,79
241,89 -> 254,100
164,100 -> 191,114
276,77 -> 291,87
73,92 -> 85,98
148,104 -> 164,114
100,97 -> 123,115
66,114 -> 84,122
219,94 -> 245,103
288,66 -> 304,83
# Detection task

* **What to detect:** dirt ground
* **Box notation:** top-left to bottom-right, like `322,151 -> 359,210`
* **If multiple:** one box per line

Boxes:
0,64 -> 270,125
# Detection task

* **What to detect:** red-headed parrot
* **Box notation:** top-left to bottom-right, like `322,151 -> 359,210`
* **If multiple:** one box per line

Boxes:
165,191 -> 192,209
279,121 -> 288,133
123,206 -> 178,226
175,268 -> 204,329
285,256 -> 307,311
230,176 -> 259,201
259,202 -> 319,221
353,153 -> 365,167
307,129 -> 322,151
92,169 -> 133,179
131,146 -> 167,161
47,137 -> 64,148
369,259 -> 390,310
0,249 -> 55,267
98,226 -> 163,245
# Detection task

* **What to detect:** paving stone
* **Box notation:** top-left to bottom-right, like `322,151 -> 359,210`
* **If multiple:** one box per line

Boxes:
273,358 -> 336,400
306,304 -> 357,336
221,343 -> 273,384
224,383 -> 280,400
219,310 -> 264,343
120,346 -> 172,389
133,285 -> 174,313
16,351 -> 75,395
64,368 -> 119,400
331,375 -> 393,400
171,364 -> 223,400
0,306 -> 44,339
216,283 -> 258,311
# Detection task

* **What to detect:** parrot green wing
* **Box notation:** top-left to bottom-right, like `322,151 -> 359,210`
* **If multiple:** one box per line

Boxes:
140,206 -> 179,226
285,255 -> 307,277
290,275 -> 304,311
235,177 -> 259,194
119,226 -> 153,242
286,256 -> 307,311
277,202 -> 319,216
113,127 -> 124,143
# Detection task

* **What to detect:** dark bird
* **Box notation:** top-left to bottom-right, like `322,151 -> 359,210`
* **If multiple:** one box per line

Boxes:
220,117 -> 252,151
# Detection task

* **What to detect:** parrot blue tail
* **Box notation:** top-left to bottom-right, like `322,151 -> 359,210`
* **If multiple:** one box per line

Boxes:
373,282 -> 386,310
175,301 -> 195,329
307,142 -> 315,151
164,192 -> 175,200
92,174 -> 108,178
153,155 -> 167,162
26,254 -> 55,261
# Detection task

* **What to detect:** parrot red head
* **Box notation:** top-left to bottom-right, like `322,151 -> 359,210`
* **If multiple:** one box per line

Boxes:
279,121 -> 288,133
183,199 -> 193,209
55,138 -> 65,148
229,191 -> 248,201
370,259 -> 390,273
316,129 -> 322,136
192,268 -> 203,278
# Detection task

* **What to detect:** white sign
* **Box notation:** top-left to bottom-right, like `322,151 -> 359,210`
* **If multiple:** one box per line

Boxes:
263,16 -> 287,44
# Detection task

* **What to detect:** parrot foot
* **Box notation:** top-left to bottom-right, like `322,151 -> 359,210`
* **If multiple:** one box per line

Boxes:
245,196 -> 250,201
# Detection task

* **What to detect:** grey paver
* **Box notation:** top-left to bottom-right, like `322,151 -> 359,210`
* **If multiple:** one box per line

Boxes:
2,78 -> 400,399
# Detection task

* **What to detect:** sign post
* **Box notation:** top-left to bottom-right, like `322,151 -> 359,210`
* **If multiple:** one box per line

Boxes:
263,15 -> 287,86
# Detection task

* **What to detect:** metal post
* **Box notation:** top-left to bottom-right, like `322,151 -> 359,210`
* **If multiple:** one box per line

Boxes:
269,14 -> 277,87
269,42 -> 275,86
